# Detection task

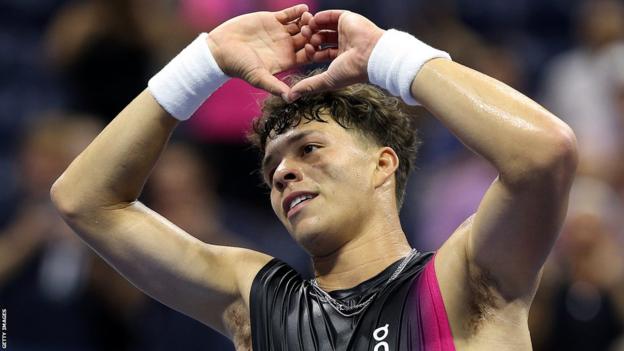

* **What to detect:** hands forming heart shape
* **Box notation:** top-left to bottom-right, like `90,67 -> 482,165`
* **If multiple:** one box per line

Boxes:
205,4 -> 385,102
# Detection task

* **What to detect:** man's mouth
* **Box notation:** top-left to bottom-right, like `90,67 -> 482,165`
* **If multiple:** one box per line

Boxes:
283,192 -> 318,218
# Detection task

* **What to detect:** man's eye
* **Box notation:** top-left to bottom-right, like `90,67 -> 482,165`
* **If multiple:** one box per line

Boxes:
303,144 -> 319,154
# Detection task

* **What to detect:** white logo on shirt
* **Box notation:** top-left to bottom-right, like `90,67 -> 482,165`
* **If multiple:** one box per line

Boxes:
373,324 -> 390,351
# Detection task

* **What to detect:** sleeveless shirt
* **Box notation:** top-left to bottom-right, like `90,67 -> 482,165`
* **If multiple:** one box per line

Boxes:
250,252 -> 456,350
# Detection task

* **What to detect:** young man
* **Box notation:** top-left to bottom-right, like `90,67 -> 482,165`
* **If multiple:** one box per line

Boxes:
51,4 -> 578,350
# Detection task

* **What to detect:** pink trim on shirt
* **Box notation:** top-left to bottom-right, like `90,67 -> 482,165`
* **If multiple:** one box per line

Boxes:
415,255 -> 456,350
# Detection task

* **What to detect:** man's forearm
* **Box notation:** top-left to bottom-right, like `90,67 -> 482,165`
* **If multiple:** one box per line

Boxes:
51,90 -> 178,212
411,58 -> 577,185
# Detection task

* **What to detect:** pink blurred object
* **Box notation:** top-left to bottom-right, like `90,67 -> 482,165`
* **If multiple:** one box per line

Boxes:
179,0 -> 249,30
265,0 -> 314,11
187,78 -> 268,143
179,0 -> 317,31
179,0 -> 319,143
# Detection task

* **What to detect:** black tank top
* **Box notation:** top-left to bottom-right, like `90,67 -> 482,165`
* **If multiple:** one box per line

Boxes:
250,251 -> 440,351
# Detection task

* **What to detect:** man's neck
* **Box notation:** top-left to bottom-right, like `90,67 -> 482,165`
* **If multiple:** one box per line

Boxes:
311,224 -> 413,292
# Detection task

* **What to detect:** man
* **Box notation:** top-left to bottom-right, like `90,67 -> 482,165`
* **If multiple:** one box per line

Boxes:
51,4 -> 578,350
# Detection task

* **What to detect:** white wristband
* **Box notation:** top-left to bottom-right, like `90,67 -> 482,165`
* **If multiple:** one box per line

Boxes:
367,29 -> 451,106
148,33 -> 229,121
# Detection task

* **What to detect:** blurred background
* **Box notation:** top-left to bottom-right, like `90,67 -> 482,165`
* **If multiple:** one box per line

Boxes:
1,0 -> 624,350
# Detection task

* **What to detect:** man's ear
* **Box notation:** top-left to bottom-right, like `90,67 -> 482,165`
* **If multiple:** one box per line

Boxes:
373,147 -> 399,188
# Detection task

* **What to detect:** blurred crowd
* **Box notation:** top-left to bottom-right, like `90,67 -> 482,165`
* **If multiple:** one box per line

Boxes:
1,0 -> 624,350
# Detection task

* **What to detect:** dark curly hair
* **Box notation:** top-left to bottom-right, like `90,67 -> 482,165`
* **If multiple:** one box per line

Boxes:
248,70 -> 421,209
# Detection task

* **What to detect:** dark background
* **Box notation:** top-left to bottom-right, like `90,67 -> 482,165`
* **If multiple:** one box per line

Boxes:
1,0 -> 624,350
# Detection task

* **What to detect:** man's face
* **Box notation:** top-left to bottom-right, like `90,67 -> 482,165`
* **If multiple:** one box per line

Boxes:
263,117 -> 378,255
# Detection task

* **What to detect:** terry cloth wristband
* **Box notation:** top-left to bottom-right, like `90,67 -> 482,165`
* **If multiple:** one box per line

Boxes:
367,29 -> 451,106
148,33 -> 229,121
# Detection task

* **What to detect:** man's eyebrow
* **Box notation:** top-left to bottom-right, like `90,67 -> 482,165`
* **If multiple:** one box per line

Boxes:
261,130 -> 320,173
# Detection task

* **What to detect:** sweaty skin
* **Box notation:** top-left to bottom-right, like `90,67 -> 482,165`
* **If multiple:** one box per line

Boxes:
51,6 -> 577,351
288,10 -> 577,350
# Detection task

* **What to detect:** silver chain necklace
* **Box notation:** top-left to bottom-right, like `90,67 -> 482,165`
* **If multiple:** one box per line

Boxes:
308,248 -> 418,318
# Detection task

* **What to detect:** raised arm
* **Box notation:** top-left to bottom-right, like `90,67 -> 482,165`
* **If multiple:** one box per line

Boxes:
50,4 -> 311,336
410,57 -> 577,296
289,10 -> 577,300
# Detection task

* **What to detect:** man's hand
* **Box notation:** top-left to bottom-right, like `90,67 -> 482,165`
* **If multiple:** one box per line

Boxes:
288,10 -> 384,100
206,4 -> 312,99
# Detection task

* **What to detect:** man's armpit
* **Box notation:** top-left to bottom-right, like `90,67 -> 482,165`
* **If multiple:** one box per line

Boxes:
465,265 -> 501,334
222,298 -> 252,351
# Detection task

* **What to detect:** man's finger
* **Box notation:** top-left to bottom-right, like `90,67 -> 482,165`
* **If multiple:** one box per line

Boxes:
295,48 -> 312,66
249,69 -> 291,99
311,48 -> 338,62
309,10 -> 345,31
301,25 -> 313,38
309,31 -> 338,48
289,71 -> 337,100
285,22 -> 301,35
292,33 -> 308,51
304,43 -> 338,62
300,11 -> 313,27
285,10 -> 312,35
275,4 -> 309,24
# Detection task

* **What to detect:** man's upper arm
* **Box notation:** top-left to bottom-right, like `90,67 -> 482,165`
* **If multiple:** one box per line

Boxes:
66,201 -> 272,334
463,172 -> 572,298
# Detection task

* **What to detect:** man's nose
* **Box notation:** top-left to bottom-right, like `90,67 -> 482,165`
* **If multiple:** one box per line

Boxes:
273,160 -> 303,191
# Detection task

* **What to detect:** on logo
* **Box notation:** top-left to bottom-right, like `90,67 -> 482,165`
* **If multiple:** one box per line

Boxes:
373,324 -> 390,351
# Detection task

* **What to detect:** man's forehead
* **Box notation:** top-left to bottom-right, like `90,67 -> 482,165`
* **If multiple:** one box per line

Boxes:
262,120 -> 338,169
262,126 -> 326,168
265,120 -> 335,152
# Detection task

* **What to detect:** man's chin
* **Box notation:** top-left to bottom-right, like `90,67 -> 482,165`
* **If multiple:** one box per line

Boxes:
290,223 -> 326,252
291,227 -> 345,257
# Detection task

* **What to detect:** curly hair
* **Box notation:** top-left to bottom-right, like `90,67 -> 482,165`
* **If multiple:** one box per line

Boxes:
248,70 -> 421,209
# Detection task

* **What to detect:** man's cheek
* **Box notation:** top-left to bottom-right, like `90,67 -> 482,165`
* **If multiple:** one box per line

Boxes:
270,197 -> 281,217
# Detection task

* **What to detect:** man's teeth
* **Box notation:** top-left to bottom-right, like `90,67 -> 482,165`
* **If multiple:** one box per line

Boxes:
289,194 -> 314,210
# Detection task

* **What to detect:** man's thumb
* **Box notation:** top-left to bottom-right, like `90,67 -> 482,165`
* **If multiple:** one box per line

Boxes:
288,72 -> 336,102
249,69 -> 290,99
